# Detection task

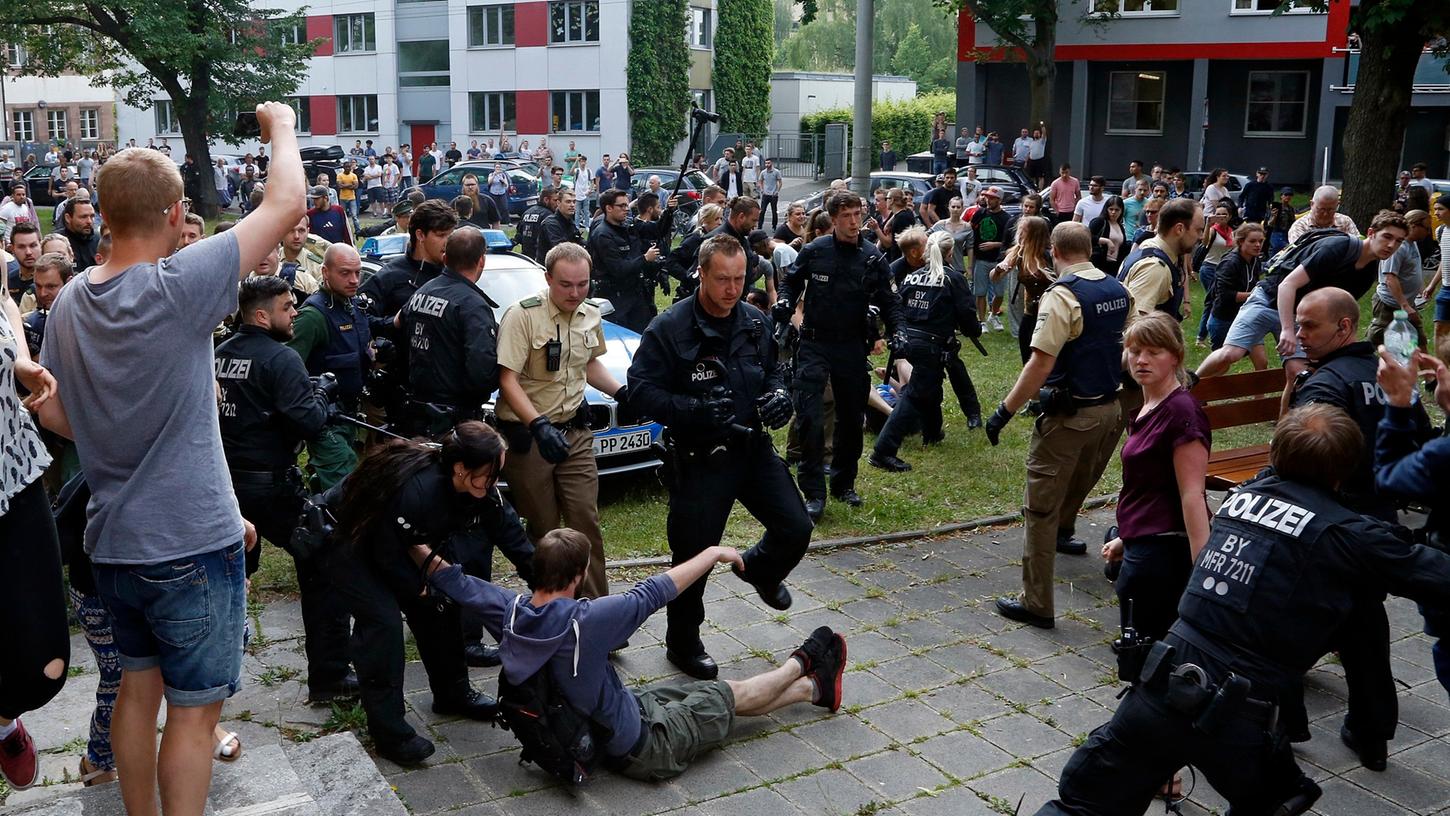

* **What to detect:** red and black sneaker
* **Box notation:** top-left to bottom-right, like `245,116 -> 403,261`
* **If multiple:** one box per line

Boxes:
811,632 -> 848,713
0,718 -> 38,790
790,626 -> 836,675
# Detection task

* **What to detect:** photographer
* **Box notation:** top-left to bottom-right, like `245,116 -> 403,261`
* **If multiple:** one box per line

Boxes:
627,235 -> 812,680
320,421 -> 533,765
215,275 -> 355,703
986,222 -> 1132,630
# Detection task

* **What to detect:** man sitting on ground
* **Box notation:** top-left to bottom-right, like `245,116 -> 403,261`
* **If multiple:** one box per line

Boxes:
409,528 -> 848,781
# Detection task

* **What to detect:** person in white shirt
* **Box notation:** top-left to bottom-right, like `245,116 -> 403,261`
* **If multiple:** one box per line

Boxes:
957,165 -> 981,210
964,138 -> 986,165
0,183 -> 39,242
382,157 -> 401,203
1073,176 -> 1107,224
0,153 -> 15,186
400,146 -> 415,188
1408,162 -> 1434,193
362,155 -> 385,216
740,145 -> 761,197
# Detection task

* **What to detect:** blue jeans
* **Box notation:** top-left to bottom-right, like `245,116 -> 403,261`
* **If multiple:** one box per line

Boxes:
1206,314 -> 1232,350
93,541 -> 245,706
1196,262 -> 1217,340
1436,285 -> 1450,323
932,159 -> 948,175
342,198 -> 360,232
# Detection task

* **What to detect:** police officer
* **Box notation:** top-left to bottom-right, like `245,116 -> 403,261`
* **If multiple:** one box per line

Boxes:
986,222 -> 1131,629
1118,197 -> 1200,322
288,243 -> 374,489
589,188 -> 663,332
495,243 -> 624,603
398,226 -> 500,436
20,252 -> 72,358
633,189 -> 677,253
277,214 -> 323,296
1282,287 -> 1431,767
1037,404 -> 1450,815
628,234 -> 811,680
705,196 -> 761,287
533,188 -> 583,265
870,229 -> 979,472
215,275 -> 356,702
516,185 -> 557,262
775,191 -> 906,521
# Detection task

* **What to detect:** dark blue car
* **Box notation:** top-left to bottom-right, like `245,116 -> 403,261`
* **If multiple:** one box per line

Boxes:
418,164 -> 540,219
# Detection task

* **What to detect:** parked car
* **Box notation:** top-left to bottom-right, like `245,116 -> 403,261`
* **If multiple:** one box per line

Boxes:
1178,171 -> 1250,205
963,164 -> 1035,205
20,163 -> 64,205
629,168 -> 712,233
418,164 -> 541,219
352,229 -> 663,475
298,144 -> 346,185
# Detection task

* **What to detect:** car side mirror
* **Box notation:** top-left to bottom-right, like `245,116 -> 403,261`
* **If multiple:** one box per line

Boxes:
594,298 -> 616,317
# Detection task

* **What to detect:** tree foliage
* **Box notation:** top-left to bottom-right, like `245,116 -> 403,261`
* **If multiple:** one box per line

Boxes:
777,0 -> 958,94
800,90 -> 955,171
626,0 -> 692,165
0,1 -> 317,215
715,0 -> 775,135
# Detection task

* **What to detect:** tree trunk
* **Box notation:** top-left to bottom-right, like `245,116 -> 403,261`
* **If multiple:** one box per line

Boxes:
179,103 -> 220,220
1026,47 -> 1055,134
1338,10 -> 1425,230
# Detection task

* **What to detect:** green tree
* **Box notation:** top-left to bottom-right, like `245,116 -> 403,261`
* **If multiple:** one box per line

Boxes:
932,0 -> 1075,128
716,0 -> 775,135
627,0 -> 692,165
779,0 -> 958,94
0,0 -> 316,217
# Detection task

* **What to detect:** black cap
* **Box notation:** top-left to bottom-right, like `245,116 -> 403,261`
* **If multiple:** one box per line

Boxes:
392,198 -> 415,217
1257,167 -> 1269,174
747,229 -> 770,246
308,185 -> 330,199
1279,186 -> 1294,195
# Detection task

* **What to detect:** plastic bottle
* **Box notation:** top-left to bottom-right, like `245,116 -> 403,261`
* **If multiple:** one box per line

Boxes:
1384,310 -> 1417,368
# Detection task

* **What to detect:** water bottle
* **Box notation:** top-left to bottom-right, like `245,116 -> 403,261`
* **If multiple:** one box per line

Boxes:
1384,310 -> 1417,368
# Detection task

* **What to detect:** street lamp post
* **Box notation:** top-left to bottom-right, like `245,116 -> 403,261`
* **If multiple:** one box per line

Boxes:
849,0 -> 873,194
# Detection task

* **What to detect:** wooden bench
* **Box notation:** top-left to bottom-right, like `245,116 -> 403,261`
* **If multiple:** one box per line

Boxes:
1189,367 -> 1286,491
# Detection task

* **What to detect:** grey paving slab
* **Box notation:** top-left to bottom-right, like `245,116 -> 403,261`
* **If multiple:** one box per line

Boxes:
770,767 -> 883,816
844,747 -> 951,801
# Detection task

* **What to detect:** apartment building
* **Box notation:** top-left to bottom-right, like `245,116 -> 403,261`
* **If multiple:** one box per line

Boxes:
955,0 -> 1449,185
2,44 -> 116,154
114,0 -> 716,165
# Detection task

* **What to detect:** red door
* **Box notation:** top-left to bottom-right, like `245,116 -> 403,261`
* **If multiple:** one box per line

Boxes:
409,124 -> 435,177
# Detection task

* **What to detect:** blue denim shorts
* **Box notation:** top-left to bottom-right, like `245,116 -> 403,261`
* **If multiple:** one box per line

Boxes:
1222,288 -> 1306,360
93,541 -> 245,706
1436,285 -> 1450,323
972,259 -> 1000,300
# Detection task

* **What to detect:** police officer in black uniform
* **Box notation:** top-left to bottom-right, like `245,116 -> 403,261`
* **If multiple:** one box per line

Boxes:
516,185 -> 557,262
216,276 -> 357,701
1037,404 -> 1450,816
589,188 -> 664,332
534,187 -> 583,265
627,234 -> 811,680
398,226 -> 500,437
705,196 -> 761,285
870,228 -> 979,472
775,191 -> 906,521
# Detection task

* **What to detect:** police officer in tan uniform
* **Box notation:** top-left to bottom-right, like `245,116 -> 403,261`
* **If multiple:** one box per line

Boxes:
984,222 -> 1133,628
495,242 -> 627,600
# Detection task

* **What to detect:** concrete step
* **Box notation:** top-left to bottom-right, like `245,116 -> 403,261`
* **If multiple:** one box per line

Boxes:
7,732 -> 403,816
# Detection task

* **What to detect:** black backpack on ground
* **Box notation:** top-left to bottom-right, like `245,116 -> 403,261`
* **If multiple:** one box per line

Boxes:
495,597 -> 614,785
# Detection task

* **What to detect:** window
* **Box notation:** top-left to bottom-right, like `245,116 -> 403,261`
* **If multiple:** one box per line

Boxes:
154,99 -> 181,135
272,20 -> 305,45
468,5 -> 515,47
1231,0 -> 1318,12
689,7 -> 713,49
1093,0 -> 1178,15
334,13 -> 376,53
338,94 -> 379,133
470,92 -> 517,132
46,110 -> 68,141
80,109 -> 100,141
551,90 -> 600,132
549,1 -> 599,44
4,43 -> 24,68
11,111 -> 33,142
1106,71 -> 1165,134
1245,71 -> 1308,137
285,97 -> 311,133
398,39 -> 450,86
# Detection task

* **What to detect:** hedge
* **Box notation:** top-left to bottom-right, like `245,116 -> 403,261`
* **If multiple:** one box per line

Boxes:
714,0 -> 774,136
799,91 -> 956,173
626,0 -> 692,166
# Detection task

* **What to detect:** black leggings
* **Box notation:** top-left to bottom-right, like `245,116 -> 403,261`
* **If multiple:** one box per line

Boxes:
0,479 -> 71,719
1115,534 -> 1192,643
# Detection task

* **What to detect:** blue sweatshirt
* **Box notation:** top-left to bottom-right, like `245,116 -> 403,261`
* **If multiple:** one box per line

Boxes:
428,566 -> 677,757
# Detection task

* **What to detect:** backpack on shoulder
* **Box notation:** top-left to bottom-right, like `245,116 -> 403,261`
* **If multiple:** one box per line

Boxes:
495,597 -> 614,785
1261,227 -> 1346,286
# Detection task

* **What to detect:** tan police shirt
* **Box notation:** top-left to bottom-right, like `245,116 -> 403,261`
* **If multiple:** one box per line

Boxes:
1030,261 -> 1135,357
495,288 -> 606,423
1120,235 -> 1182,318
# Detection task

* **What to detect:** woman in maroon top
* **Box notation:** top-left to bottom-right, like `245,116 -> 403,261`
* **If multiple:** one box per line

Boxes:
1101,312 -> 1211,643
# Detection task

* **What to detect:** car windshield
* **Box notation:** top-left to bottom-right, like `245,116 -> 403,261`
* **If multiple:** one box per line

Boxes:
480,265 -> 546,322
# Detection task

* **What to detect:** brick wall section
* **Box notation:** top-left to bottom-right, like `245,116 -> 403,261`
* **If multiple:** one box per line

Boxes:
9,102 -> 116,148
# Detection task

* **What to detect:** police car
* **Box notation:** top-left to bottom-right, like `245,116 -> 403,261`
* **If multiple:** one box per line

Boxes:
352,229 -> 663,476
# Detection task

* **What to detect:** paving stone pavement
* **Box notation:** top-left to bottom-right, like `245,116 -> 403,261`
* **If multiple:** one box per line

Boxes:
13,506 -> 1450,815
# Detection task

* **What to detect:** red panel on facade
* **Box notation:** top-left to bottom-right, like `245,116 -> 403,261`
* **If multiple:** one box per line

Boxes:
310,96 -> 337,136
516,90 -> 550,134
307,15 -> 333,56
516,2 -> 548,48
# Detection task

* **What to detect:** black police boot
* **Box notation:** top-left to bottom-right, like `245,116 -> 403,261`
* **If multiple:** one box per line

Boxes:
431,688 -> 499,722
869,453 -> 912,472
805,498 -> 825,522
1102,525 -> 1122,583
307,670 -> 360,704
1340,723 -> 1388,772
922,433 -> 945,446
733,565 -> 792,611
374,734 -> 435,766
1273,777 -> 1323,816
1056,531 -> 1088,555
666,646 -> 719,681
464,642 -> 501,668
994,597 -> 1055,629
831,489 -> 863,507
966,414 -> 983,430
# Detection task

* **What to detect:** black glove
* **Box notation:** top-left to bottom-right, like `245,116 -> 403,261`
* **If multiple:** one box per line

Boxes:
371,337 -> 396,364
612,385 -> 638,426
888,330 -> 910,357
687,396 -> 735,426
529,415 -> 571,464
984,402 -> 1013,447
755,389 -> 793,430
311,372 -> 340,404
771,299 -> 793,327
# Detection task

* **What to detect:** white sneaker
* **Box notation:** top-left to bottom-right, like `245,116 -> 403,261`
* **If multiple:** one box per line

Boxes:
988,315 -> 1004,332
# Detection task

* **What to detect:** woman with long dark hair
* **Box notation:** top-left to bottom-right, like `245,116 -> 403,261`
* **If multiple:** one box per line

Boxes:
323,421 -> 534,765
1195,199 -> 1240,346
1088,195 -> 1129,276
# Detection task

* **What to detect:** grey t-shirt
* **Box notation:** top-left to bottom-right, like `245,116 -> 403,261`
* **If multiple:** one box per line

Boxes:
43,232 -> 244,564
1374,240 -> 1422,308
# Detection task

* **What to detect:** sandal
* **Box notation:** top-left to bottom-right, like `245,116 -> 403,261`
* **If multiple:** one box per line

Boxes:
79,755 -> 117,787
214,730 -> 242,763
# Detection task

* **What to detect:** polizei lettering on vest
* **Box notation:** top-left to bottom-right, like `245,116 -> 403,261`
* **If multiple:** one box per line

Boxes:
409,292 -> 449,319
1218,491 -> 1316,537
1095,296 -> 1128,315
